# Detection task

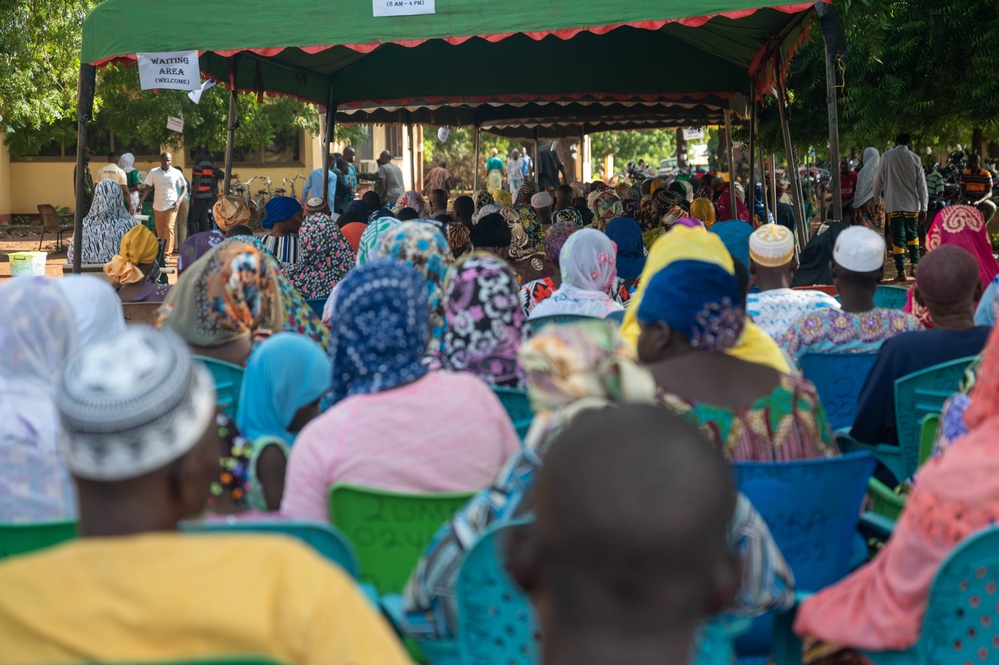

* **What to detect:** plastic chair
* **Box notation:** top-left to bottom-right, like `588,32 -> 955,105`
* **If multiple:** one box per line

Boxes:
493,386 -> 533,440
192,356 -> 245,419
800,353 -> 878,430
918,413 -> 940,467
305,297 -> 327,319
873,285 -> 909,310
329,484 -> 474,595
791,285 -> 838,296
180,519 -> 359,578
155,239 -> 175,284
78,658 -> 286,664
604,309 -> 626,324
863,526 -> 999,665
732,452 -> 877,661
527,313 -> 601,333
37,204 -> 71,251
0,521 -> 76,559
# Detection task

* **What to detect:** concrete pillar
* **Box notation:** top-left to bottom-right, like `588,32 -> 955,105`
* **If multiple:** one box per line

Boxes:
0,136 -> 11,224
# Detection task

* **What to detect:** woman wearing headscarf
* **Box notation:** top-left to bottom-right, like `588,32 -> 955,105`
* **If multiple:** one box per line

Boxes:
710,219 -> 754,268
232,333 -> 332,512
473,189 -> 494,216
377,221 -> 452,348
0,278 -> 78,522
795,322 -> 999,656
67,179 -> 139,265
689,197 -> 717,229
285,210 -> 355,300
904,205 -> 999,327
447,219 -> 472,261
553,207 -> 584,228
321,215 -> 403,325
158,240 -> 284,366
396,190 -> 431,219
430,253 -> 526,388
621,225 -> 793,374
103,224 -> 171,303
55,275 -> 126,347
514,181 -> 545,250
605,217 -> 646,291
715,183 -> 750,223
118,152 -> 142,213
504,215 -> 553,285
852,146 -> 884,231
640,184 -> 689,247
212,195 -> 253,234
281,260 -> 521,522
490,189 -> 512,209
529,228 -> 623,320
636,258 -> 835,461
520,220 -> 581,316
177,230 -> 225,275
587,189 -> 623,231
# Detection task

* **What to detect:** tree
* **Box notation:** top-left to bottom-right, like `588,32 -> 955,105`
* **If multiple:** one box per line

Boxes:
590,130 -> 677,174
422,128 -> 513,191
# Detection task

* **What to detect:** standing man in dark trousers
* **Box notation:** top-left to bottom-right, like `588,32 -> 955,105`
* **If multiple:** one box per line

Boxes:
873,134 -> 927,282
188,148 -> 218,235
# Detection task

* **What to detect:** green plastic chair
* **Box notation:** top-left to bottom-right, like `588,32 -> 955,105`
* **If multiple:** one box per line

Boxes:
0,521 -> 77,559
918,413 -> 940,466
180,519 -> 360,578
329,484 -> 474,596
193,356 -> 245,419
492,386 -> 533,440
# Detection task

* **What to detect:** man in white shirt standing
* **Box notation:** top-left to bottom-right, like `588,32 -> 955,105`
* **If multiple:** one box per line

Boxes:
140,152 -> 187,257
873,134 -> 927,282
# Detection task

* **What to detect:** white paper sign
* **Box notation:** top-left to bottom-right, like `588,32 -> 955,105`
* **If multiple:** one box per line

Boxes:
682,127 -> 705,141
188,80 -> 216,104
373,0 -> 435,17
137,50 -> 201,91
166,116 -> 185,133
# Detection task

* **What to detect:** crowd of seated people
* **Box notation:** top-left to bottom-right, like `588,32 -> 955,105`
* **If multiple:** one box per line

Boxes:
1,177 -> 996,665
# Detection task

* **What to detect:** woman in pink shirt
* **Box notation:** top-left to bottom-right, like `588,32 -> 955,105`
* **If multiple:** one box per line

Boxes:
281,260 -> 521,522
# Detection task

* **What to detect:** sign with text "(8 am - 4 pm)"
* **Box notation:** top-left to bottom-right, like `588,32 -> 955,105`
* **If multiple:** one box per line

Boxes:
373,0 -> 435,17
137,51 -> 201,91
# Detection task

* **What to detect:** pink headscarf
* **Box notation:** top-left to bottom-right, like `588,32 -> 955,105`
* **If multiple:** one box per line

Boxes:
716,184 -> 750,222
904,205 -> 999,327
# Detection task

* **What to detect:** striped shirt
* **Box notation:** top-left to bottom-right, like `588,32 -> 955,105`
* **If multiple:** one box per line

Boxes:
960,168 -> 993,200
261,234 -> 301,267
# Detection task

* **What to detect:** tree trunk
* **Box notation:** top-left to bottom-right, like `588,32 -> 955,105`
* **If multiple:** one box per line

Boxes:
988,141 -> 999,160
554,139 -> 576,184
972,127 -> 986,158
717,126 -> 729,172
676,128 -> 688,169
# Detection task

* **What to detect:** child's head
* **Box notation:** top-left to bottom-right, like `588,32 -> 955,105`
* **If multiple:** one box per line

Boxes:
509,404 -> 738,662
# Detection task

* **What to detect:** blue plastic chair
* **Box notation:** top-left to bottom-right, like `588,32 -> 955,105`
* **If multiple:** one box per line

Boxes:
873,285 -> 909,310
493,386 -> 534,440
800,353 -> 878,430
604,309 -> 626,324
180,519 -> 360,578
448,520 -> 746,665
732,452 -> 877,662
527,313 -> 601,333
193,356 -> 244,419
305,297 -> 327,319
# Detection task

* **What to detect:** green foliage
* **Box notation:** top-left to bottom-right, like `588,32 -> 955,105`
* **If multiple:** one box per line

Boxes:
422,128 -> 513,190
590,130 -> 677,171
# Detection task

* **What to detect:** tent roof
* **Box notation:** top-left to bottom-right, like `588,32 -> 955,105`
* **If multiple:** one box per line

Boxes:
82,1 -> 824,108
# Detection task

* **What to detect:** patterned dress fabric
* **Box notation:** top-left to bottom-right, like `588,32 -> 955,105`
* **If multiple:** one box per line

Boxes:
67,179 -> 138,264
285,212 -> 356,299
778,308 -> 923,367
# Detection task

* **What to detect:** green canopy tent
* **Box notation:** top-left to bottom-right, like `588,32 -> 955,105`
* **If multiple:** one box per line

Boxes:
75,0 -> 844,271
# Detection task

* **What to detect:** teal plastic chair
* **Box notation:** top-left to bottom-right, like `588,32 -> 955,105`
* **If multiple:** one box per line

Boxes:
604,309 -> 626,324
451,520 -> 746,665
526,313 -> 601,334
838,356 -> 974,483
800,353 -> 878,430
733,453 -> 877,662
873,285 -> 909,310
493,386 -> 534,440
329,484 -> 474,596
305,297 -> 327,319
0,521 -> 76,559
180,519 -> 359,578
193,356 -> 245,419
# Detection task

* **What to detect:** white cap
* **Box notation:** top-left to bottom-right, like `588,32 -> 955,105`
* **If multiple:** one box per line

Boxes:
437,127 -> 450,142
834,226 -> 885,272
749,223 -> 795,267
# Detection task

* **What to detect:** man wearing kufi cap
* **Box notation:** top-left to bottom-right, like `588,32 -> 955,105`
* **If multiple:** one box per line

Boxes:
0,327 -> 410,665
531,190 -> 554,230
746,224 -> 841,340
778,226 -> 921,368
260,195 -> 303,267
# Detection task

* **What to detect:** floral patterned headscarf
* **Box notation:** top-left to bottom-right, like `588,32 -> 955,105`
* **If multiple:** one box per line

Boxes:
396,190 -> 431,219
432,253 -> 526,388
286,212 -> 356,299
377,221 -> 452,347
473,190 -> 495,215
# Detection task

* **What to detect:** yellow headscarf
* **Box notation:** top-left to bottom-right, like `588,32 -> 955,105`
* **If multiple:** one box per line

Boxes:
492,189 -> 514,207
619,225 -> 791,373
104,225 -> 159,286
690,197 -> 717,229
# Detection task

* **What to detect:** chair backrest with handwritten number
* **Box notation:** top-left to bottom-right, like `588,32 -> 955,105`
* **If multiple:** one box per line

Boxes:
732,452 -> 877,659
894,355 -> 975,481
0,521 -> 77,560
801,353 -> 878,430
328,484 -> 474,595
873,285 -> 909,310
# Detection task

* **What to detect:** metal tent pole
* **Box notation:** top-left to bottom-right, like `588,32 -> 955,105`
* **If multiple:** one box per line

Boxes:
473,124 -> 480,191
747,83 -> 757,224
321,86 -> 335,208
770,152 -> 778,216
819,5 -> 845,221
724,109 -> 737,220
222,89 -> 239,196
774,83 -> 808,245
408,120 -> 416,191
72,63 -> 96,274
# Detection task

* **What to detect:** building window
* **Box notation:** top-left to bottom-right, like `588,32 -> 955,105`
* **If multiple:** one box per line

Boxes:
234,129 -> 303,166
386,125 -> 404,158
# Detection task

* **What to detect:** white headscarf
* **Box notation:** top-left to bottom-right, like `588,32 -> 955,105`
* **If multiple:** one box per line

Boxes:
55,275 -> 126,346
0,277 -> 79,521
528,228 -> 624,320
118,152 -> 136,173
852,146 -> 881,208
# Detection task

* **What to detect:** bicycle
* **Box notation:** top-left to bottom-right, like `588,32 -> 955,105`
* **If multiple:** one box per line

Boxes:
281,174 -> 307,201
232,177 -> 259,226
246,176 -> 272,226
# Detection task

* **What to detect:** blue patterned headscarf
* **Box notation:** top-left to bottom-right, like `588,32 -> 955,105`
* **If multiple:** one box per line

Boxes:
329,260 -> 429,405
637,260 -> 746,351
605,217 -> 646,280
